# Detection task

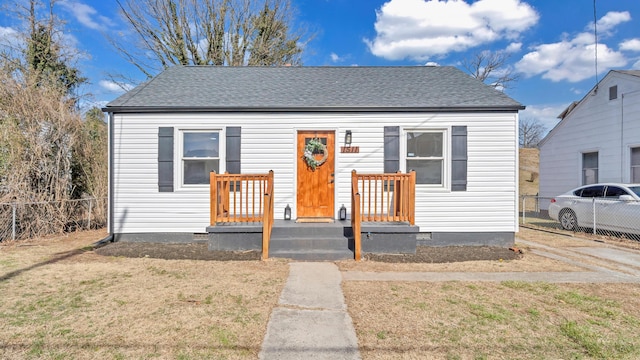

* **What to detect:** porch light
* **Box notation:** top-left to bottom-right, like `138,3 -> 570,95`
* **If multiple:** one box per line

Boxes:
339,204 -> 347,220
345,130 -> 352,146
284,204 -> 291,220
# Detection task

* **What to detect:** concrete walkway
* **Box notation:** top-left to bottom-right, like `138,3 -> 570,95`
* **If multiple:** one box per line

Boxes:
259,262 -> 360,360
343,240 -> 640,284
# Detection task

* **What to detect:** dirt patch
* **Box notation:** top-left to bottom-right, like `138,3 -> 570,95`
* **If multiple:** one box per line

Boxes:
95,241 -> 262,261
363,246 -> 521,263
95,241 -> 522,263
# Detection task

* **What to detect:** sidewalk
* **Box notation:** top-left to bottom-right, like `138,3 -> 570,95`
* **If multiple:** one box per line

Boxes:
259,262 -> 361,360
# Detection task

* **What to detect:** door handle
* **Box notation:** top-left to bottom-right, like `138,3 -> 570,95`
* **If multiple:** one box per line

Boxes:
329,179 -> 334,184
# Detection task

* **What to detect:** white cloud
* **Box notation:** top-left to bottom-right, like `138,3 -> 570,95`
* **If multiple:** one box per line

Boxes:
505,42 -> 522,53
0,26 -> 17,39
620,39 -> 640,52
0,26 -> 21,47
59,0 -> 114,31
520,103 -> 570,132
330,52 -> 342,62
592,11 -> 631,33
99,80 -> 134,93
424,61 -> 439,66
569,87 -> 583,95
515,11 -> 629,83
365,0 -> 538,61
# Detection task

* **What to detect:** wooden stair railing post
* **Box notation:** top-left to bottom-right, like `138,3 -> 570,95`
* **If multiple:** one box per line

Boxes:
409,170 -> 416,225
261,170 -> 274,260
351,170 -> 361,261
262,194 -> 271,260
210,171 -> 217,226
353,192 -> 361,261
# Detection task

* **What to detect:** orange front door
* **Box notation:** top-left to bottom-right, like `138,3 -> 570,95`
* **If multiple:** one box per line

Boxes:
296,131 -> 335,219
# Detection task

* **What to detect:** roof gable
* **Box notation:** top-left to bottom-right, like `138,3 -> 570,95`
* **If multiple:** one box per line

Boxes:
539,69 -> 640,147
105,66 -> 524,112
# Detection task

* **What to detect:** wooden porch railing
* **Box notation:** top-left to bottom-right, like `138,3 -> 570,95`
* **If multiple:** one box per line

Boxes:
351,170 -> 416,261
209,171 -> 274,260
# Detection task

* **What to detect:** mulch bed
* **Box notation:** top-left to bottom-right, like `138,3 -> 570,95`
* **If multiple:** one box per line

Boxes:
95,241 -> 522,263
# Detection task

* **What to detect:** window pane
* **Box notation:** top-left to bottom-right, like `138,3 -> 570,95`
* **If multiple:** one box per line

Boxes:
582,152 -> 598,168
582,152 -> 598,185
407,132 -> 442,157
633,167 -> 640,183
583,169 -> 598,185
184,132 -> 219,158
407,159 -> 442,184
632,147 -> 640,166
580,185 -> 604,198
605,186 -> 628,198
184,160 -> 219,184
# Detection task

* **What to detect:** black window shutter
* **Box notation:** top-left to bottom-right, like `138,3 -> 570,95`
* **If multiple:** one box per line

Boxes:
226,127 -> 241,174
451,126 -> 467,191
384,126 -> 399,173
158,127 -> 174,192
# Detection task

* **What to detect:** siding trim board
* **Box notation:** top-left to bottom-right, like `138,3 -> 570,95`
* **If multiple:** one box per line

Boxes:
105,106 -> 525,114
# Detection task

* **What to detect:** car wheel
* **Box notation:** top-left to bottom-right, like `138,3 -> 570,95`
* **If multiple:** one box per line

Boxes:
559,209 -> 577,231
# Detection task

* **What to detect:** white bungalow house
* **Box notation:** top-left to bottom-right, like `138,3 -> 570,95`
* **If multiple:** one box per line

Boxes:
103,66 -> 524,258
539,70 -> 640,206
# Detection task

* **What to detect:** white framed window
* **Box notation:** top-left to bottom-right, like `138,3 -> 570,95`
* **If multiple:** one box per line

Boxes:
405,129 -> 448,187
632,147 -> 640,183
180,130 -> 221,186
582,151 -> 598,185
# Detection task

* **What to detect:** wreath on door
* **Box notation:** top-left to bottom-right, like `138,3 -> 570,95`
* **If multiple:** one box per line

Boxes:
303,138 -> 328,170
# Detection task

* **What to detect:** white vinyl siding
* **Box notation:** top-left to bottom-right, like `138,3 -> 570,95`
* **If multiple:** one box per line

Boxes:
539,72 -> 640,204
111,112 -> 518,234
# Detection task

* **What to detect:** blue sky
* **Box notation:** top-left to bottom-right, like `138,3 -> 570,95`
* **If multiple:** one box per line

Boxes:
1,0 -> 639,132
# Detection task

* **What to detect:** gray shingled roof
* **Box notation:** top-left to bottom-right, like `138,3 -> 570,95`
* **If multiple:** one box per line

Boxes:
105,66 -> 524,112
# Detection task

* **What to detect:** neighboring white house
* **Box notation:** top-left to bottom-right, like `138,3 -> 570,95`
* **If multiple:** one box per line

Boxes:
103,66 -> 524,246
539,70 -> 640,206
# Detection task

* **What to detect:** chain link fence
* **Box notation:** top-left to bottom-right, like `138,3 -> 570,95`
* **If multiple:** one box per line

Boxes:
520,195 -> 640,241
0,197 -> 107,242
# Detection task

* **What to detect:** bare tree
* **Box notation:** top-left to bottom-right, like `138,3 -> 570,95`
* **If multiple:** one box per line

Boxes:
519,117 -> 546,148
462,50 -> 520,90
0,1 -> 107,238
112,0 -> 306,78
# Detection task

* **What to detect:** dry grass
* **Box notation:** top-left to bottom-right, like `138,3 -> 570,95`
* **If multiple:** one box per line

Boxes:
3,229 -> 640,360
0,230 -> 289,359
344,281 -> 640,359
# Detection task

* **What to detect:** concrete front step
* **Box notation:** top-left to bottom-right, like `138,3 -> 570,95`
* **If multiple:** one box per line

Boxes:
269,238 -> 354,261
268,222 -> 354,261
268,249 -> 354,261
269,237 -> 350,251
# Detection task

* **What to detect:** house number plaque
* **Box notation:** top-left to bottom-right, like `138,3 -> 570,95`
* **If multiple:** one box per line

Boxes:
340,146 -> 360,153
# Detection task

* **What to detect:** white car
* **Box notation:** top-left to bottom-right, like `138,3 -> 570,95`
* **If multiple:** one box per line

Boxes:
548,183 -> 640,235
